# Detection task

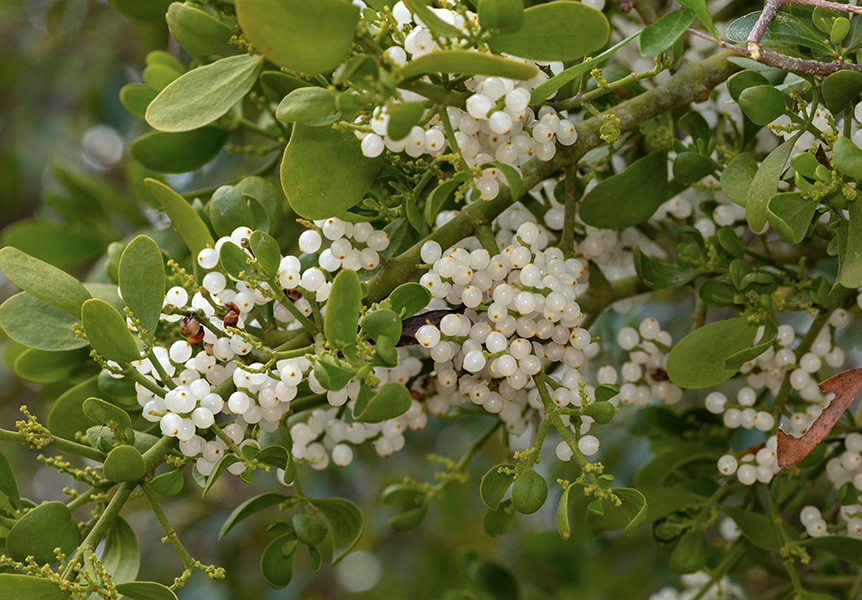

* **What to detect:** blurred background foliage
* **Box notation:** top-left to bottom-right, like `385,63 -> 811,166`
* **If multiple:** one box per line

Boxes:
0,1 -> 791,598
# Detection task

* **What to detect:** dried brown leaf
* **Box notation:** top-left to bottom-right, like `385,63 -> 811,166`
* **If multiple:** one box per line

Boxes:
777,367 -> 862,468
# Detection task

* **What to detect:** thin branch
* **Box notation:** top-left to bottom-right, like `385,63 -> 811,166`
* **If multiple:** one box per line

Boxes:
789,0 -> 862,13
688,28 -> 862,75
747,0 -> 785,51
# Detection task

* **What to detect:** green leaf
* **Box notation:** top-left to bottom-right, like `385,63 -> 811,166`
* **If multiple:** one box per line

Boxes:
103,445 -> 147,482
1,219 -> 102,269
82,397 -> 132,431
6,501 -> 80,564
821,70 -> 862,114
726,70 -> 771,103
389,504 -> 429,532
101,517 -> 140,585
313,358 -> 356,391
260,533 -> 296,588
150,469 -> 185,496
361,309 -> 402,341
119,235 -> 165,340
721,506 -> 797,552
675,0 -> 719,39
424,178 -> 461,226
557,483 -> 578,539
248,231 -> 281,277
672,152 -> 714,184
0,450 -> 20,511
480,463 -> 516,510
236,176 -> 284,231
667,317 -> 776,388
639,10 -> 695,56
699,278 -> 736,307
115,581 -> 178,600
146,54 -> 264,132
0,247 -> 91,318
738,85 -> 786,126
721,151 -> 758,206
144,178 -> 215,260
218,241 -> 253,281
47,377 -> 102,440
0,293 -> 86,351
638,485 -> 707,524
275,87 -> 339,126
308,497 -> 364,565
325,269 -> 361,347
530,33 -> 639,104
388,282 -> 431,317
801,535 -> 862,565
580,151 -> 684,229
839,188 -> 862,288
402,0 -> 462,37
167,2 -> 235,56
480,161 -> 523,199
584,401 -> 616,424
727,11 -> 833,55
468,560 -> 520,600
210,185 -> 269,237
353,382 -> 411,423
478,0 -> 524,30
767,192 -> 816,243
488,1 -> 610,62
236,0 -> 359,74
483,500 -> 516,537
400,50 -> 538,80
0,575 -> 68,599
833,136 -> 862,180
13,348 -> 88,384
587,487 -> 648,536
220,492 -> 290,539
109,0 -> 172,21
633,247 -> 702,289
130,127 -> 230,173
387,101 -> 428,141
746,134 -> 798,232
281,124 -> 383,220
203,454 -> 240,496
669,530 -> 709,574
82,299 -> 141,364
120,84 -> 159,119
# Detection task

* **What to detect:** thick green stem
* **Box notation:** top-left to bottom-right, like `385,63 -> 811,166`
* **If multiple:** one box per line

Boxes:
0,428 -> 106,462
560,164 -> 579,257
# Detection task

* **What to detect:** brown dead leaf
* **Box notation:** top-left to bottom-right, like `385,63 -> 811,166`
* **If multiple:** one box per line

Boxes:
777,367 -> 862,468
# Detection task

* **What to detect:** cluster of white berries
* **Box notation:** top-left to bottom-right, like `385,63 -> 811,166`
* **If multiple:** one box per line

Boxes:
799,501 -> 862,540
715,435 -> 780,486
355,2 -> 579,201
614,318 -> 683,405
129,221 -> 427,477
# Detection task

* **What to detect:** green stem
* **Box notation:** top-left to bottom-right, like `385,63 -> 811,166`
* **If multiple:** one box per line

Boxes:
268,329 -> 314,352
237,117 -> 280,141
273,344 -> 315,360
123,365 -> 167,398
474,223 -> 499,255
0,428 -> 106,462
552,62 -> 667,112
438,105 -> 472,174
140,481 -> 197,570
560,164 -> 579,257
147,348 -> 177,390
453,421 -> 503,472
269,279 -> 317,333
67,486 -> 108,512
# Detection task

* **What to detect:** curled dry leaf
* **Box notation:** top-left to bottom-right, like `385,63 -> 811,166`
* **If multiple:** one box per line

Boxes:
777,367 -> 862,468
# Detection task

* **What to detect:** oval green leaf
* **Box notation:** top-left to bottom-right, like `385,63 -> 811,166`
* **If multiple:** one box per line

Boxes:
281,124 -> 383,220
633,247 -> 702,290
167,2 -> 235,57
82,298 -> 141,364
353,382 -> 411,423
639,9 -> 695,56
260,533 -> 296,588
720,151 -> 758,206
275,87 -> 339,125
102,516 -> 140,585
130,127 -> 230,173
119,235 -> 165,340
13,348 -> 88,384
746,134 -> 799,232
47,377 -> 102,440
308,497 -> 365,565
103,445 -> 147,482
0,247 -> 91,318
7,501 -> 81,564
236,0 -> 359,74
738,84 -> 786,126
400,50 -> 537,80
115,581 -> 179,600
248,230 -> 281,277
146,54 -> 264,132
361,310 -> 402,342
325,269 -> 361,347
219,492 -> 290,539
480,463 -> 516,510
580,151 -> 684,229
388,282 -> 431,318
767,192 -> 816,243
727,11 -> 833,55
0,292 -> 87,351
83,397 -> 132,431
488,1 -> 610,61
0,575 -> 68,599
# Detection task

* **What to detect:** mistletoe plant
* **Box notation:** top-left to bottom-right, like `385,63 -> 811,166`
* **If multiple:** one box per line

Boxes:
6,0 -> 862,597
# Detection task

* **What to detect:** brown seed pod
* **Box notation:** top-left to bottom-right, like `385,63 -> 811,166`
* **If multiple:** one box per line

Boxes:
284,288 -> 303,301
204,342 -> 214,356
180,314 -> 201,337
188,329 -> 205,345
224,310 -> 239,328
